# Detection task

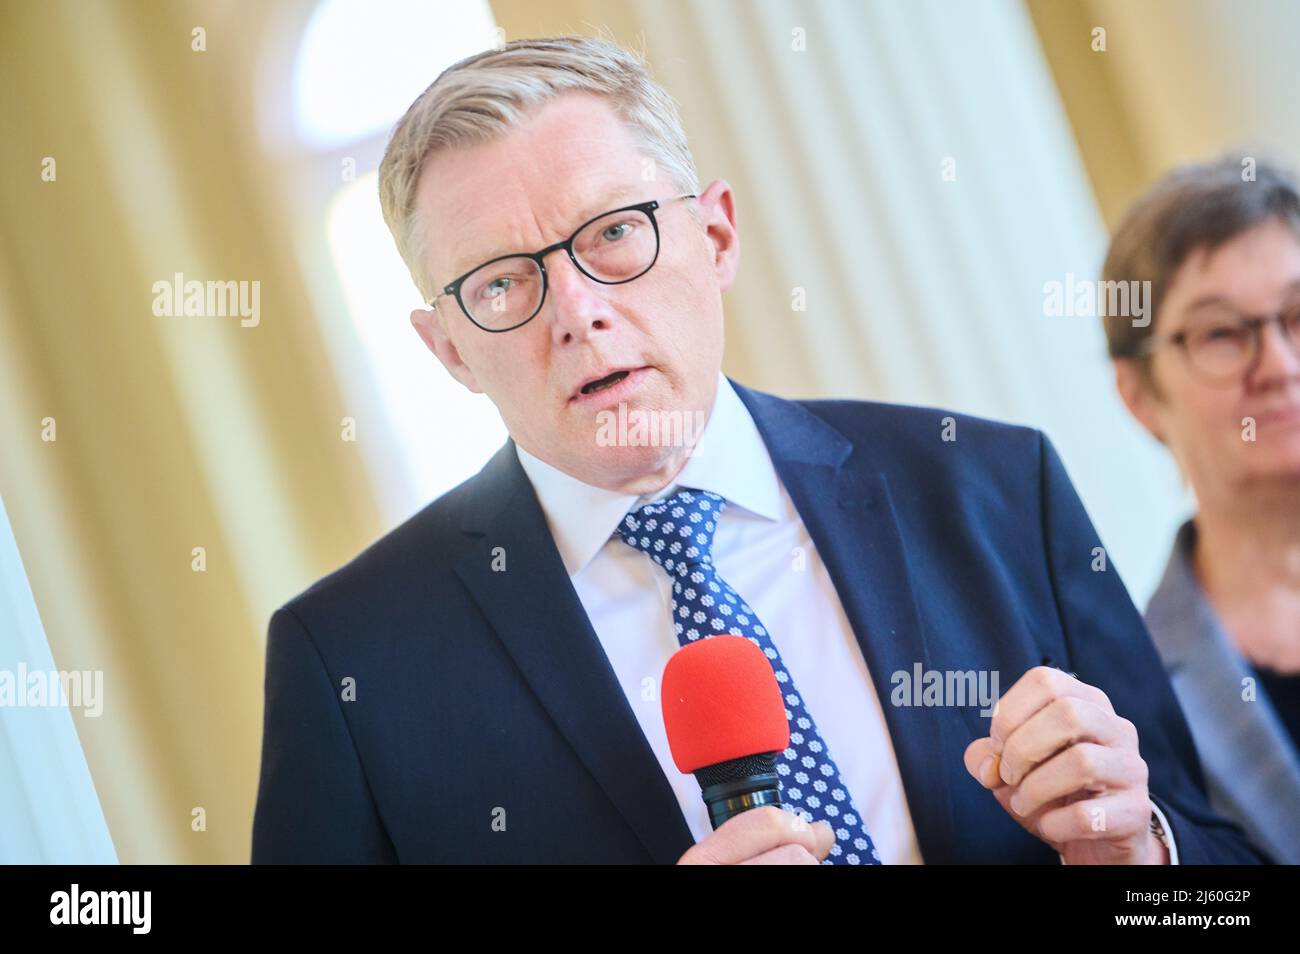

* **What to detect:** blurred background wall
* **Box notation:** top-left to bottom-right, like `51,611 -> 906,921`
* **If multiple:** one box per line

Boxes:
1,0 -> 1297,862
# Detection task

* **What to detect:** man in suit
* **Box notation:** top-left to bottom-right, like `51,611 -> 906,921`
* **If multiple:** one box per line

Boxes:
251,36 -> 1265,864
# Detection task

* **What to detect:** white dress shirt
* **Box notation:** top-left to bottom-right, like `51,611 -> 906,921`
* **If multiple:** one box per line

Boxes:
515,372 -> 924,863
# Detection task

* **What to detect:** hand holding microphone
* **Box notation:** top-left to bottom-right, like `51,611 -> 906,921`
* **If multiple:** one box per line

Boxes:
662,634 -> 835,865
677,804 -> 835,865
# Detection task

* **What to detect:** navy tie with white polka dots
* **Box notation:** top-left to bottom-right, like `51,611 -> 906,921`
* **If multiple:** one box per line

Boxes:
615,486 -> 882,865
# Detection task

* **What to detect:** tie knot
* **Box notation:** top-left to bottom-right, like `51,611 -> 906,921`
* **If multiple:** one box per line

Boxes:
614,487 -> 728,574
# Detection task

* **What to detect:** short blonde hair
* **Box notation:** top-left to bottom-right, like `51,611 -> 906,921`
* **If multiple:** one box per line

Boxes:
378,35 -> 701,302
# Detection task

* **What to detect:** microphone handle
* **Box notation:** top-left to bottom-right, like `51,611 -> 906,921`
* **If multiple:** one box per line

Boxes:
699,770 -> 783,830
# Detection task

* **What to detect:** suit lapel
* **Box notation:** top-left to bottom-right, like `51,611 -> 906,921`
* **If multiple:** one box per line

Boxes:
1151,536 -> 1300,860
453,440 -> 695,864
731,379 -> 960,863
1171,641 -> 1300,860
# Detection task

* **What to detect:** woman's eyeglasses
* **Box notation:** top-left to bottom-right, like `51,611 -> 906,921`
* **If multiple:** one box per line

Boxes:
1133,301 -> 1300,384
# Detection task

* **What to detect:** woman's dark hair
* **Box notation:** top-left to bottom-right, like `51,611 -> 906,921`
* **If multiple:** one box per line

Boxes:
1102,153 -> 1300,385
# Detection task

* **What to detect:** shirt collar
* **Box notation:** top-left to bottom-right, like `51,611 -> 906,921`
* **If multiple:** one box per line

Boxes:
514,372 -> 784,576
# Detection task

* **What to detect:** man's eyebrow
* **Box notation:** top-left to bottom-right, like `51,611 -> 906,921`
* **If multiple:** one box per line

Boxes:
569,184 -> 642,226
446,242 -> 514,284
445,185 -> 643,283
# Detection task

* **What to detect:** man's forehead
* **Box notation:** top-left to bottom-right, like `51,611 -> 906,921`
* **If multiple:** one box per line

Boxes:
421,94 -> 657,279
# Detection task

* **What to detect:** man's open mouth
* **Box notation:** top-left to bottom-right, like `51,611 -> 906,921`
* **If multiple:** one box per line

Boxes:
579,369 -> 632,396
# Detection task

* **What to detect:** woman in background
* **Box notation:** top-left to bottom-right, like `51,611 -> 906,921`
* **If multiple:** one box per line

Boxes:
1106,155 -> 1300,863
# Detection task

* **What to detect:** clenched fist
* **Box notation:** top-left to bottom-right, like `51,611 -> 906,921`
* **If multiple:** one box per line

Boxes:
964,665 -> 1169,865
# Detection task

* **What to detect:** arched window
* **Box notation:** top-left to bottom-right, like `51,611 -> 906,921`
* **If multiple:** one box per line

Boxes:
274,0 -> 507,522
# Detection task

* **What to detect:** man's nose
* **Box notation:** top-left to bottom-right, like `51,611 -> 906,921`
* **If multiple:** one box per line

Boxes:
1250,317 -> 1300,384
541,251 -> 618,345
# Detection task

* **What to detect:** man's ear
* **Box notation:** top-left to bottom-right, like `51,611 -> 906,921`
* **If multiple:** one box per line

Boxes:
1114,358 -> 1165,445
410,305 -> 483,393
695,179 -> 740,292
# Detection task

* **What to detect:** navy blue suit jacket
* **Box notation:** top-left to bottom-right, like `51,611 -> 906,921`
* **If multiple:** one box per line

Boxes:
251,378 -> 1267,863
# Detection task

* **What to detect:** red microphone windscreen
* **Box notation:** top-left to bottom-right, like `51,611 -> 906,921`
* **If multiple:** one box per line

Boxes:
660,634 -> 790,774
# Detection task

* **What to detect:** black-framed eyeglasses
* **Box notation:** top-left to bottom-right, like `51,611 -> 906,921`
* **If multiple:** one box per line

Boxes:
428,193 -> 697,333
1131,300 -> 1300,385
